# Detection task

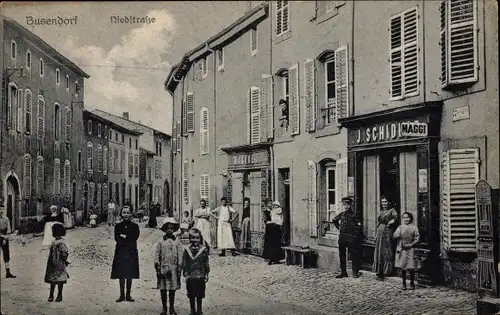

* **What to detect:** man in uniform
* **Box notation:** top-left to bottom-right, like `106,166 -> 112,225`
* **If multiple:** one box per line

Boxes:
333,197 -> 363,278
0,199 -> 17,279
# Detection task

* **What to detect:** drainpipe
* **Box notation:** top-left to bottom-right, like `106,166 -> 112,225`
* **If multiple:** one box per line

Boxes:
351,1 -> 355,116
269,2 -> 275,201
206,43 -> 217,208
422,0 -> 426,104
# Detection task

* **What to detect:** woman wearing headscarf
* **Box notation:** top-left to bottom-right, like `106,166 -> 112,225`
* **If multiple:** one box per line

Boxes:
262,200 -> 284,265
42,205 -> 64,246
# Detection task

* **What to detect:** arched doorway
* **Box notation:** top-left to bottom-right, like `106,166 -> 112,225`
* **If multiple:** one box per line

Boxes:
5,175 -> 21,231
163,179 -> 170,216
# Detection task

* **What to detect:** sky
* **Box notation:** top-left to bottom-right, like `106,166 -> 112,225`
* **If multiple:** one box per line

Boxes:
1,1 -> 255,135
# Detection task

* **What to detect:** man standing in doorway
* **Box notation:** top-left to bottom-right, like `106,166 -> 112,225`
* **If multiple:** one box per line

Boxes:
333,197 -> 362,278
0,199 -> 17,279
212,197 -> 238,256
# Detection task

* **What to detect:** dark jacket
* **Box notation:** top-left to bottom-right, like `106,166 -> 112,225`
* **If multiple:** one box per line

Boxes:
111,220 -> 140,279
333,209 -> 363,243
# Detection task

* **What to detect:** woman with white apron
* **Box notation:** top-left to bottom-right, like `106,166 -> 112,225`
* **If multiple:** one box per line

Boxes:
212,197 -> 238,256
194,199 -> 212,248
42,205 -> 63,246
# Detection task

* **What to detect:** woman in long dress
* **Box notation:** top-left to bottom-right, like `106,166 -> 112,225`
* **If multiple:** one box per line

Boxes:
372,196 -> 398,279
111,206 -> 140,302
194,199 -> 212,248
42,206 -> 64,246
61,199 -> 73,229
239,197 -> 251,253
262,200 -> 284,265
212,197 -> 238,256
148,202 -> 158,228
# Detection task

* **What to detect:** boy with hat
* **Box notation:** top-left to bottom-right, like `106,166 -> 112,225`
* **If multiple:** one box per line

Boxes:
154,217 -> 182,315
332,197 -> 363,278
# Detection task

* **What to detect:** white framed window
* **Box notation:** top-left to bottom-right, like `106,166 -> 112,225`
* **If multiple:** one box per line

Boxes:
65,74 -> 69,91
276,0 -> 290,36
88,120 -> 92,135
36,156 -> 44,195
54,103 -> 60,140
249,86 -> 261,144
200,108 -> 209,155
324,56 -> 336,126
11,40 -> 17,60
440,0 -> 478,88
54,158 -> 61,195
217,48 -> 224,71
7,83 -> 18,130
250,26 -> 258,55
56,68 -> 60,86
389,7 -> 419,99
24,154 -> 32,198
17,88 -> 23,132
25,89 -> 32,134
26,50 -> 32,69
64,107 -> 71,142
97,123 -> 102,137
37,95 -> 45,139
39,58 -> 44,77
98,144 -> 103,173
200,174 -> 210,201
87,142 -> 93,173
325,166 -> 336,223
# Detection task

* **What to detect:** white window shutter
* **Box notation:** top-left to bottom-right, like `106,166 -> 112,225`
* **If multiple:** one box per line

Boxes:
250,86 -> 261,144
176,121 -> 181,152
282,1 -> 289,33
304,59 -> 316,132
25,90 -> 32,133
183,160 -> 189,204
37,96 -> 45,139
390,14 -> 403,99
247,88 -> 251,143
172,124 -> 177,154
103,146 -> 108,175
200,108 -> 209,155
186,92 -> 195,132
54,159 -> 60,194
64,160 -> 70,197
24,155 -> 32,198
335,45 -> 350,120
260,74 -> 273,141
182,99 -> 187,136
17,89 -> 23,132
335,158 -> 348,210
403,8 -> 419,96
65,107 -> 71,142
289,64 -> 300,135
308,160 -> 318,237
442,148 -> 480,252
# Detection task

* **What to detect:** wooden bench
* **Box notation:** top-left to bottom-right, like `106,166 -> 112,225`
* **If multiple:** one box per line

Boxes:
282,245 -> 317,269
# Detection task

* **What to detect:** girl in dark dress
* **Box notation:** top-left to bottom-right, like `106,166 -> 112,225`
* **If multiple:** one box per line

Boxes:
148,203 -> 158,228
44,223 -> 70,302
111,206 -> 140,302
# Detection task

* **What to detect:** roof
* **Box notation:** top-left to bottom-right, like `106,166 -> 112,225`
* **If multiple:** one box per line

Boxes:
164,3 -> 269,93
91,109 -> 171,138
2,15 -> 90,78
140,147 -> 156,156
83,110 -> 143,136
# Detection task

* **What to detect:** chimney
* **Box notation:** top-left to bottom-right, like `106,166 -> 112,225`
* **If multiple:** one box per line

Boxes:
123,112 -> 129,120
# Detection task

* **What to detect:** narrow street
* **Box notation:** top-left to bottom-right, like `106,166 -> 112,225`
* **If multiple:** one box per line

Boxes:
1,224 -> 476,315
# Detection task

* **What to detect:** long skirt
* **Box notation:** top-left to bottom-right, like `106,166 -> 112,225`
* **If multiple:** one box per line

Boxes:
217,221 -> 235,250
110,245 -> 140,279
148,214 -> 157,228
107,211 -> 115,225
262,223 -> 283,262
240,217 -> 251,250
42,222 -> 56,246
195,218 -> 212,247
372,224 -> 395,275
63,213 -> 73,229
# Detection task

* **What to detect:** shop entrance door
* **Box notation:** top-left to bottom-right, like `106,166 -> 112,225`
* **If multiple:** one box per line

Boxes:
379,150 -> 400,212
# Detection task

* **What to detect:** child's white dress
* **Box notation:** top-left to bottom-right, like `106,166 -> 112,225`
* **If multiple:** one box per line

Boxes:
89,214 -> 97,227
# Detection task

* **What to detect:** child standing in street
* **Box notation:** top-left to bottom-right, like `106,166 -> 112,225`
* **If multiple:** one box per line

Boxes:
393,212 -> 421,290
154,218 -> 182,315
183,228 -> 210,315
89,211 -> 97,228
44,223 -> 70,302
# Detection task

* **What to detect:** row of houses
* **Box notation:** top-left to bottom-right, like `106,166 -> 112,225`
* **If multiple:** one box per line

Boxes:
0,15 -> 172,231
165,0 -> 499,291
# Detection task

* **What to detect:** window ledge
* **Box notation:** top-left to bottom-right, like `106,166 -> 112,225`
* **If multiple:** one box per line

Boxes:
314,125 -> 341,138
275,31 -> 291,45
316,9 -> 339,25
274,135 -> 293,144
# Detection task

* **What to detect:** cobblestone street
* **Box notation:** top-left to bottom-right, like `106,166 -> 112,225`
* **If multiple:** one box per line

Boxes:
1,224 -> 476,315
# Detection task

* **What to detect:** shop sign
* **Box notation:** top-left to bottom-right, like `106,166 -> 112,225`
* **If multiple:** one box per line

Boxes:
355,121 -> 428,144
230,151 -> 268,168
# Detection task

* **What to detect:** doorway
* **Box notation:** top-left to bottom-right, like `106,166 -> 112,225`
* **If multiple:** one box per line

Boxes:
5,175 -> 20,230
379,150 -> 400,212
278,168 -> 291,246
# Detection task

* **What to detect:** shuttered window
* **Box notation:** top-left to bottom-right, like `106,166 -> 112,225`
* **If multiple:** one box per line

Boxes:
172,124 -> 177,154
304,59 -> 316,132
87,142 -> 93,173
276,0 -> 289,36
128,152 -> 133,177
37,156 -> 44,196
389,7 -> 419,99
249,86 -> 261,144
17,89 -> 23,132
103,146 -> 108,175
183,160 -> 189,204
65,107 -> 71,142
121,149 -> 125,173
7,84 -> 16,130
64,160 -> 70,198
261,74 -> 273,141
335,45 -> 349,120
135,154 -> 139,177
200,174 -> 210,201
98,145 -> 103,173
442,148 -> 480,252
307,160 -> 318,237
25,89 -> 32,134
289,64 -> 300,135
24,154 -> 32,198
176,121 -> 181,152
54,158 -> 61,195
335,158 -> 348,210
200,108 -> 209,155
440,0 -> 478,87
182,99 -> 187,136
37,96 -> 45,139
186,92 -> 195,133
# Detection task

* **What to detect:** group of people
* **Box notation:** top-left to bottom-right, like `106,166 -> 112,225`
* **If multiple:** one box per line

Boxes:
333,196 -> 421,290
